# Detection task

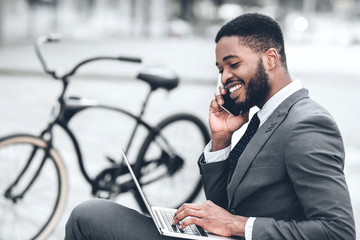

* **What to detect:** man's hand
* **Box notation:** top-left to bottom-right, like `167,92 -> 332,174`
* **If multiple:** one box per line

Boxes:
210,87 -> 249,151
172,200 -> 248,237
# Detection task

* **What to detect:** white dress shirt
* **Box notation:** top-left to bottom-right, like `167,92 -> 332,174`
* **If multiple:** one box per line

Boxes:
203,80 -> 302,240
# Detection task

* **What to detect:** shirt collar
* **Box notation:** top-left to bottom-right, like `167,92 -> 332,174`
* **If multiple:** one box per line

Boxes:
257,79 -> 302,126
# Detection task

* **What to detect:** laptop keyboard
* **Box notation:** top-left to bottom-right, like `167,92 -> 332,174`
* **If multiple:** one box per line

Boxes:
158,208 -> 208,237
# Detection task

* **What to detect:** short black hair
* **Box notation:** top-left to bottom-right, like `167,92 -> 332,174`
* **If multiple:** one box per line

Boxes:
215,13 -> 287,70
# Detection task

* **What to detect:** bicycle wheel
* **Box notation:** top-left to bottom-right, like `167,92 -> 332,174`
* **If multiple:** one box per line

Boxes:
0,134 -> 67,240
134,114 -> 210,210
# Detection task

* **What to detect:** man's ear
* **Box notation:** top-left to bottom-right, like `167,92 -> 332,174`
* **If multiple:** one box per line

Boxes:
264,48 -> 279,70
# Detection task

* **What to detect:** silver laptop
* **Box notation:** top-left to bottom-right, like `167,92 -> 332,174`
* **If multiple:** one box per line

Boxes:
119,145 -> 239,240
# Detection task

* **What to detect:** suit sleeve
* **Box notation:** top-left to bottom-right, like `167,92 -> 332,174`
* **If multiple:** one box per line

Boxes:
252,112 -> 355,240
198,154 -> 229,209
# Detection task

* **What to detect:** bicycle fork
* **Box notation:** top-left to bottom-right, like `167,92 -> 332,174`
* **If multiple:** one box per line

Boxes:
4,130 -> 54,203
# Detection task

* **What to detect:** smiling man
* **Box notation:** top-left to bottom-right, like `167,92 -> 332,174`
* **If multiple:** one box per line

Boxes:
173,13 -> 355,239
64,13 -> 355,240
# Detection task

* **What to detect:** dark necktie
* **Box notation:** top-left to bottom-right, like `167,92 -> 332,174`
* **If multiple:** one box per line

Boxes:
228,113 -> 260,180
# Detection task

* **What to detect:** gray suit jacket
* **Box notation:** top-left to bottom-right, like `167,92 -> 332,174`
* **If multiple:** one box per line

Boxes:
198,89 -> 355,240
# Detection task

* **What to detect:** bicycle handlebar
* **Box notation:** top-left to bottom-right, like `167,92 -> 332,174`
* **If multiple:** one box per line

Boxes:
35,33 -> 62,79
34,33 -> 142,80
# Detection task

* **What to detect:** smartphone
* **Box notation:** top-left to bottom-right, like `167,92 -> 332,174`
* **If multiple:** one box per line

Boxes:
217,74 -> 243,116
220,91 -> 243,116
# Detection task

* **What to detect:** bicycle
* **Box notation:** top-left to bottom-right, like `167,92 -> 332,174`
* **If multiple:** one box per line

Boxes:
0,34 -> 210,240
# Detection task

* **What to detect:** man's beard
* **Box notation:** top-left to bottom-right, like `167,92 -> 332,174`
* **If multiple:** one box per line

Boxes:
235,58 -> 270,113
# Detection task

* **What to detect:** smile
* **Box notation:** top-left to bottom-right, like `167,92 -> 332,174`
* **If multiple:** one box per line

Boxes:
229,84 -> 242,93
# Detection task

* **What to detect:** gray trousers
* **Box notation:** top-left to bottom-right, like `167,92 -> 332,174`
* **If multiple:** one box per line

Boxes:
65,199 -> 179,240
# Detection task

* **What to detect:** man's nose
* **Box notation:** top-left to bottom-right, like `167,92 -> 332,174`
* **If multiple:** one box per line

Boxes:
221,69 -> 234,86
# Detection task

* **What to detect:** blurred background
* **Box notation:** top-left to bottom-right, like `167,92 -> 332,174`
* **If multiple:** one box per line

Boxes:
1,0 -> 360,239
1,0 -> 360,44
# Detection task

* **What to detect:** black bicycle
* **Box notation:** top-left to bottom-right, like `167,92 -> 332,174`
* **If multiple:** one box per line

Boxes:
0,34 -> 210,240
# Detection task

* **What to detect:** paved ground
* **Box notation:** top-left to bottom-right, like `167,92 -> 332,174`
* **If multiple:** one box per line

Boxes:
1,37 -> 360,239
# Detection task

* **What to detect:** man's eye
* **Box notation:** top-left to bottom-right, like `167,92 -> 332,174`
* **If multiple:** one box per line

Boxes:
230,62 -> 239,68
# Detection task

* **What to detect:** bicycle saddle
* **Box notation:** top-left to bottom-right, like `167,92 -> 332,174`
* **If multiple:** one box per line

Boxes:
137,67 -> 179,91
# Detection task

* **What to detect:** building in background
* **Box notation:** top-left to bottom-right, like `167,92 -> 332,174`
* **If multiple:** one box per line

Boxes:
0,0 -> 359,46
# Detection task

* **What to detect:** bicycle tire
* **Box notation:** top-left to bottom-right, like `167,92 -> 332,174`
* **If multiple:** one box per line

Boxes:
0,134 -> 67,240
134,113 -> 210,211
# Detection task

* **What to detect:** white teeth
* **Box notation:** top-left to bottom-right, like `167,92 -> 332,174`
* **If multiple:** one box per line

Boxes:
229,84 -> 242,93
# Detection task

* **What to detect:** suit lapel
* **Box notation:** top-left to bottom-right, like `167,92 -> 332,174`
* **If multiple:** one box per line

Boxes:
227,89 -> 309,208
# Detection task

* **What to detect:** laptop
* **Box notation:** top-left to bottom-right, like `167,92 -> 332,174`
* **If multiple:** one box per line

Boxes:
119,145 -> 239,240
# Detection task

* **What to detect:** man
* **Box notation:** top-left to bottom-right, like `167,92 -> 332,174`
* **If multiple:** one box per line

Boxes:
65,13 -> 355,239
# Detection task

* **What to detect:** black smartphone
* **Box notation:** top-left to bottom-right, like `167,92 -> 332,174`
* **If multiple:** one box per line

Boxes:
220,91 -> 243,116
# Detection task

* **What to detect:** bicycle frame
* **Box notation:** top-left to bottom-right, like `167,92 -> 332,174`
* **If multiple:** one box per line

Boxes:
50,88 -> 166,190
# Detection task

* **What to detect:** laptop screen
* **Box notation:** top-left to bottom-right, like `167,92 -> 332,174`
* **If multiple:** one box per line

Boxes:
119,145 -> 158,220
